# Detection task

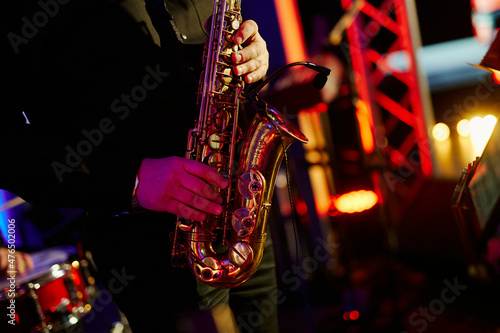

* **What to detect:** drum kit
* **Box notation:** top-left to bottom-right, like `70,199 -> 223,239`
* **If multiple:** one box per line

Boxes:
0,246 -> 98,333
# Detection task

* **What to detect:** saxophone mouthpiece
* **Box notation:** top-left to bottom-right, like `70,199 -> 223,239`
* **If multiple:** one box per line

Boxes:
246,61 -> 332,102
313,73 -> 329,90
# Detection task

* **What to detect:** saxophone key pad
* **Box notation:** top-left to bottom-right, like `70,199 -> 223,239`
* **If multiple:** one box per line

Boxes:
231,208 -> 256,237
196,258 -> 223,282
249,180 -> 262,193
231,19 -> 240,30
237,172 -> 254,199
208,133 -> 224,150
229,242 -> 253,267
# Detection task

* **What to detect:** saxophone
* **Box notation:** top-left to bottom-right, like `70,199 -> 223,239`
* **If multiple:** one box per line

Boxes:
171,0 -> 308,288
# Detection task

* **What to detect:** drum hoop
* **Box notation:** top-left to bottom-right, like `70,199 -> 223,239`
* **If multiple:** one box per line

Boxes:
0,264 -> 72,301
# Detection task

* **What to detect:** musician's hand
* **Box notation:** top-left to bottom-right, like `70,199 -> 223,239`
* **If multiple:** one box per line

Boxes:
232,20 -> 269,84
136,157 -> 228,222
0,248 -> 34,276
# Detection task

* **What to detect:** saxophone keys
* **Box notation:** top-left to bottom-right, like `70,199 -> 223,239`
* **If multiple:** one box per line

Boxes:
231,19 -> 240,31
195,257 -> 223,282
249,180 -> 262,194
208,133 -> 224,150
231,208 -> 256,237
237,172 -> 253,199
221,67 -> 233,84
205,152 -> 225,169
214,109 -> 231,129
229,242 -> 253,267
237,171 -> 264,199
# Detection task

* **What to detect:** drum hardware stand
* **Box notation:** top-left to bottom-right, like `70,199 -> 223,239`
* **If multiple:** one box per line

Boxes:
27,283 -> 50,333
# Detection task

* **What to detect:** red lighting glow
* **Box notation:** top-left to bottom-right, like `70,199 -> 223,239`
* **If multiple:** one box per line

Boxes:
349,310 -> 360,320
72,269 -> 81,286
330,190 -> 378,215
343,310 -> 360,321
295,199 -> 308,216
306,102 -> 328,113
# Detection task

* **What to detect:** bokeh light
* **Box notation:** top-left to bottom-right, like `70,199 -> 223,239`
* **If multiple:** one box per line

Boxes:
332,190 -> 378,215
456,119 -> 471,137
469,115 -> 497,155
432,122 -> 450,142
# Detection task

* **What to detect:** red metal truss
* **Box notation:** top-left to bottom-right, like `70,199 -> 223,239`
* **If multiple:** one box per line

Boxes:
341,0 -> 433,217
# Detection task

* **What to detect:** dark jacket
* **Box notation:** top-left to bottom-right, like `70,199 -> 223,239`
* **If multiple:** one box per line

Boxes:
0,0 -> 211,214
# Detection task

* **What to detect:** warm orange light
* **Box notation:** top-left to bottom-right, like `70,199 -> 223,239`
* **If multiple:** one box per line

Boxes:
331,190 -> 378,214
470,115 -> 497,155
355,100 -> 375,154
309,165 -> 331,217
457,119 -> 471,137
432,123 -> 450,142
492,71 -> 500,84
273,0 -> 308,63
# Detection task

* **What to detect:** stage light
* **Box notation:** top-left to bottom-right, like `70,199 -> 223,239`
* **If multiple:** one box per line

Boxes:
484,114 -> 497,130
273,0 -> 307,63
432,122 -> 450,142
355,100 -> 375,154
470,115 -> 497,155
457,119 -> 471,137
331,190 -> 378,215
469,116 -> 484,133
492,71 -> 500,84
309,165 -> 331,217
68,316 -> 79,325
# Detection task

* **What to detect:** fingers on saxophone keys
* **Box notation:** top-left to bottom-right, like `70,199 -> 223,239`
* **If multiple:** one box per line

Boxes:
184,177 -> 223,205
172,202 -> 206,222
183,160 -> 228,190
232,45 -> 269,83
177,187 -> 223,217
233,20 -> 258,46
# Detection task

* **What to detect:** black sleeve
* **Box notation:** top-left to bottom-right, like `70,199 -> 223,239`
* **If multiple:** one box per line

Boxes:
0,0 -> 198,213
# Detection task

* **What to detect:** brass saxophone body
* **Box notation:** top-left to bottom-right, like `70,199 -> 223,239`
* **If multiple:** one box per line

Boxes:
171,0 -> 308,288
